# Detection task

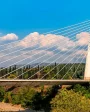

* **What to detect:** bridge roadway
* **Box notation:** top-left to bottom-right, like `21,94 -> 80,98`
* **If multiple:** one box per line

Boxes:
0,79 -> 89,86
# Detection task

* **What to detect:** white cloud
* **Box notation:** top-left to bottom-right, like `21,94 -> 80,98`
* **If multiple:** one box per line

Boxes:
0,33 -> 18,41
76,32 -> 90,46
0,31 -> 89,66
72,49 -> 87,58
18,32 -> 76,52
18,31 -> 89,52
19,32 -> 39,47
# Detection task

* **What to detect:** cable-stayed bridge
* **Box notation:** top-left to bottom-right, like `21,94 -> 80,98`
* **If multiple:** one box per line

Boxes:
0,20 -> 90,86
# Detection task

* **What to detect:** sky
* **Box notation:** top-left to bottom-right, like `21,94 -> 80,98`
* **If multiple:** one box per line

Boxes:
0,0 -> 90,37
0,0 -> 90,67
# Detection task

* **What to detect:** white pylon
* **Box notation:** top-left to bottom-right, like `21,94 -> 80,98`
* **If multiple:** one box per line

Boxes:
84,41 -> 90,80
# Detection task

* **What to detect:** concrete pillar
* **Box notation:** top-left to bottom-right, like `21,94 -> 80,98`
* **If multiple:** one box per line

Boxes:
84,42 -> 90,80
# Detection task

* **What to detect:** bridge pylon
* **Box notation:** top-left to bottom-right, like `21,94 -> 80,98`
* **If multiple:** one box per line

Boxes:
84,41 -> 90,80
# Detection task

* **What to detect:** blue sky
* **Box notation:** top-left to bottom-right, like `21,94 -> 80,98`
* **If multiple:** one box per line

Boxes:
0,0 -> 90,38
0,0 -> 89,66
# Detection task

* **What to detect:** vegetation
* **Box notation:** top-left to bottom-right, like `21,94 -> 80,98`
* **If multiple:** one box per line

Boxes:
51,89 -> 90,112
0,84 -> 90,111
0,86 -> 5,102
72,84 -> 90,98
0,63 -> 85,79
0,63 -> 89,111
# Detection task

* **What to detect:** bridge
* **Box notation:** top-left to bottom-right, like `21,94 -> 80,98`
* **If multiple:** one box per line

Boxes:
0,79 -> 89,86
0,20 -> 90,86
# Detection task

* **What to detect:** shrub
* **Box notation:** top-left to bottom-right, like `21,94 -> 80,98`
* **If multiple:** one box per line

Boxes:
11,94 -> 21,104
4,92 -> 12,103
51,89 -> 90,112
11,86 -> 42,110
0,86 -> 5,102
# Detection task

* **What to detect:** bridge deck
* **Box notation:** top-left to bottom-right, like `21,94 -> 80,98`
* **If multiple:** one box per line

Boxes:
0,79 -> 89,86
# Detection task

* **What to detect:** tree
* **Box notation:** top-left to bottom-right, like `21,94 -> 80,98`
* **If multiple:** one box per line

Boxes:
28,65 -> 31,69
51,89 -> 90,112
7,74 -> 16,79
9,66 -> 12,73
54,62 -> 57,74
73,84 -> 87,94
11,94 -> 21,104
4,92 -> 12,103
11,86 -> 42,111
0,86 -> 5,102
73,84 -> 90,98
20,87 -> 39,108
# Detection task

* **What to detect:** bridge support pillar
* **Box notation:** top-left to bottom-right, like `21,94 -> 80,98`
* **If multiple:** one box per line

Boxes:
84,41 -> 90,80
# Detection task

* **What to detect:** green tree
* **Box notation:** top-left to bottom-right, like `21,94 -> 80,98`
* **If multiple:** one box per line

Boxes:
4,92 -> 12,103
73,84 -> 90,98
11,87 -> 42,110
0,86 -> 5,102
11,94 -> 21,104
7,74 -> 16,79
51,89 -> 90,112
73,84 -> 87,94
20,87 -> 42,110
